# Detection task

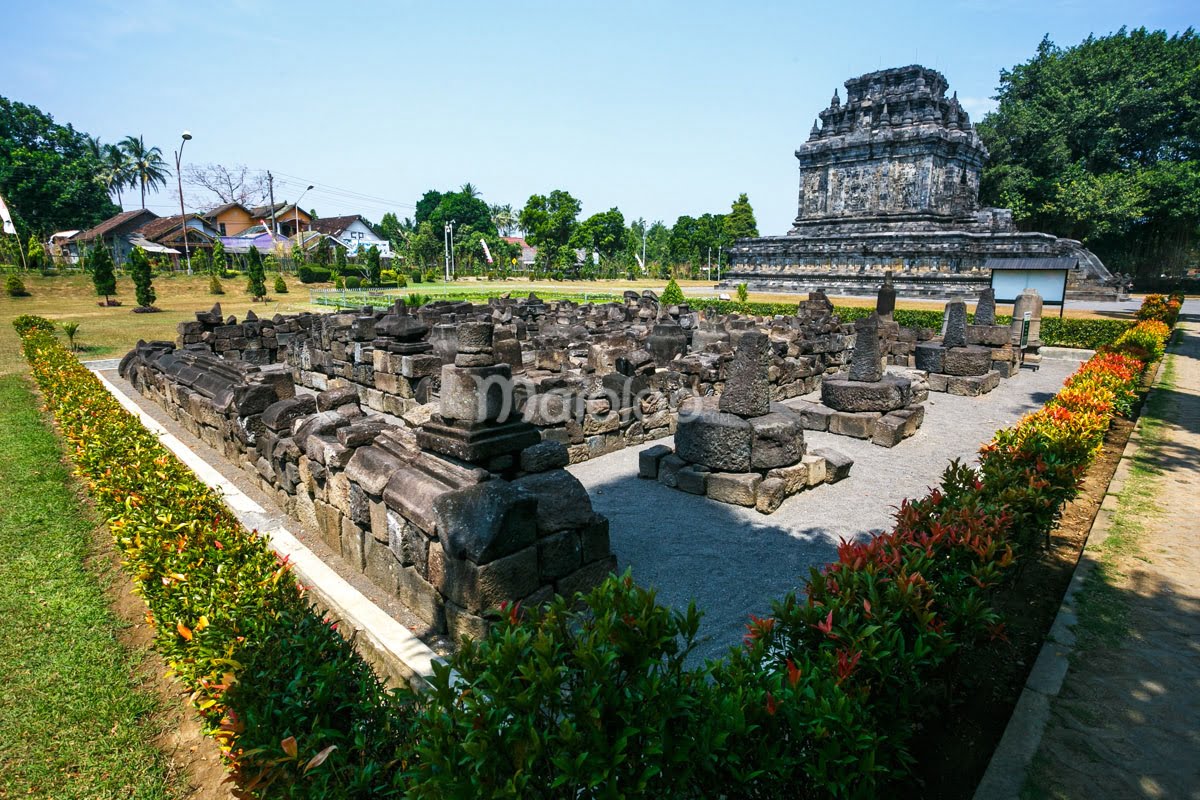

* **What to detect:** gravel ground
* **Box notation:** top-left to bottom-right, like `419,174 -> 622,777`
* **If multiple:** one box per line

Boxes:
568,357 -> 1080,663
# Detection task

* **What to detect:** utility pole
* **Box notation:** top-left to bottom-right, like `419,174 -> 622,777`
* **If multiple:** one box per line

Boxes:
717,246 -> 722,283
267,171 -> 278,235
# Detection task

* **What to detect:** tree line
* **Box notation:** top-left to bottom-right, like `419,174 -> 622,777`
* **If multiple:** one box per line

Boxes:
379,185 -> 759,281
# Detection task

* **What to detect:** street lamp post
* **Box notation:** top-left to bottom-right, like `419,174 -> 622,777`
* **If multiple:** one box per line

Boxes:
174,130 -> 193,274
444,220 -> 456,282
293,184 -> 314,270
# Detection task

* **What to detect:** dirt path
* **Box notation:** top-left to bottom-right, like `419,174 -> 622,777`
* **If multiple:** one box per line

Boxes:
1023,318 -> 1200,800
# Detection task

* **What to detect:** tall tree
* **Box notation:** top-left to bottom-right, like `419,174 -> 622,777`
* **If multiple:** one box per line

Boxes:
0,95 -> 120,234
519,190 -> 581,255
724,193 -> 759,239
490,203 -> 517,236
88,245 -> 117,304
128,246 -> 156,308
571,207 -> 627,261
460,182 -> 481,198
362,245 -> 382,285
378,212 -> 404,248
119,135 -> 170,209
100,144 -> 132,207
210,239 -> 226,275
414,190 -> 444,225
978,28 -> 1200,274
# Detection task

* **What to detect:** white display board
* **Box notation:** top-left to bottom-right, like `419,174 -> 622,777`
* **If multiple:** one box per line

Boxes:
990,269 -> 1068,305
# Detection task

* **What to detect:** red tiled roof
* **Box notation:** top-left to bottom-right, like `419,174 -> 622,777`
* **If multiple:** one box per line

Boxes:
73,209 -> 158,242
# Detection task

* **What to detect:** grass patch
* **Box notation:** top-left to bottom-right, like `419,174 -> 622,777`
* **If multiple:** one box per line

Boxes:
0,374 -> 180,799
1072,348 -> 1177,653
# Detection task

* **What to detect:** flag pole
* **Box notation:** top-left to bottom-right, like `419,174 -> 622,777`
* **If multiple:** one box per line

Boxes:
0,193 -> 29,273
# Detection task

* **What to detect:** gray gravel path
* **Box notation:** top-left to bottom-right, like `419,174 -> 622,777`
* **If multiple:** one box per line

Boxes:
568,357 -> 1080,663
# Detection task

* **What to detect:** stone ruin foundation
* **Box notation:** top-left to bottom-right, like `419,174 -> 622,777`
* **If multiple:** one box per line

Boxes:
641,331 -> 853,514
119,322 -> 615,641
915,289 -> 1020,396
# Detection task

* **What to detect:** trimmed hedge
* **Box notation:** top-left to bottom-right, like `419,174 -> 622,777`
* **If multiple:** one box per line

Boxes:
14,294 -> 1170,798
297,265 -> 332,284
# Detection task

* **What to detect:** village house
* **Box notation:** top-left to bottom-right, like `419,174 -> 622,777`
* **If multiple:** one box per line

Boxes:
308,214 -> 391,257
67,208 -> 163,265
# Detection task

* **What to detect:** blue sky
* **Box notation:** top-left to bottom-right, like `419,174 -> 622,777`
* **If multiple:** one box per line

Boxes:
2,0 -> 1193,234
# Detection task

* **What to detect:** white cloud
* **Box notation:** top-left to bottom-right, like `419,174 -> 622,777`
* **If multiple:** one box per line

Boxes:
959,95 -> 999,119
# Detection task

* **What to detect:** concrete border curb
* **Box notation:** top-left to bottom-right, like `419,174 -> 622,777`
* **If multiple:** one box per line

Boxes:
972,353 -> 1170,800
90,367 -> 447,691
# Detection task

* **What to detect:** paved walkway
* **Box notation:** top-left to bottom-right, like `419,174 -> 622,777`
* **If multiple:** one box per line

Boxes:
1020,317 -> 1200,799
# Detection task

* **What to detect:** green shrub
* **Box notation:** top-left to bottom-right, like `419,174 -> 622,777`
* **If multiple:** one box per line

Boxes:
410,270 -> 423,284
274,274 -> 288,294
344,276 -> 362,289
412,576 -> 714,798
298,265 -> 332,284
245,249 -> 267,299
208,274 -> 225,295
736,282 -> 748,303
334,275 -> 345,290
13,315 -> 54,336
129,247 -> 156,308
661,277 -> 685,305
6,274 -> 29,297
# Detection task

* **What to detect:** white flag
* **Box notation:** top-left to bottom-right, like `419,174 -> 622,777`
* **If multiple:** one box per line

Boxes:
480,238 -> 493,264
0,193 -> 16,235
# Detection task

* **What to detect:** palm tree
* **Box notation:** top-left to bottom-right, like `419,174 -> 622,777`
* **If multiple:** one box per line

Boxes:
100,144 -> 132,207
120,135 -> 170,209
460,182 -> 481,199
490,203 -> 516,236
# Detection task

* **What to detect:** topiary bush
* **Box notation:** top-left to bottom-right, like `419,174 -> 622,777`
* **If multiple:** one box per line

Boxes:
344,275 -> 361,289
661,277 -> 685,305
274,274 -> 288,294
6,274 -> 29,297
209,274 -> 225,295
298,265 -> 332,284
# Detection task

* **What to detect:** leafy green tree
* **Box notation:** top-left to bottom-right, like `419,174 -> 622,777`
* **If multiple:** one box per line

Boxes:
0,96 -> 120,234
414,190 -> 444,225
313,235 -> 332,267
520,190 -> 581,265
26,234 -> 45,271
978,28 -> 1200,274
431,191 -> 494,235
378,212 -> 404,249
99,143 -> 132,206
245,247 -> 267,300
128,246 -> 156,308
192,247 -> 211,276
406,221 -> 443,269
334,242 -> 347,274
119,135 -> 169,209
724,193 -> 759,240
490,203 -> 517,235
363,245 -> 382,285
571,207 -> 627,261
89,245 -> 117,304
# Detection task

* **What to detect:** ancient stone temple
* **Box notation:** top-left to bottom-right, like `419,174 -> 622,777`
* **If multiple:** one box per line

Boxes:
724,65 -> 1113,299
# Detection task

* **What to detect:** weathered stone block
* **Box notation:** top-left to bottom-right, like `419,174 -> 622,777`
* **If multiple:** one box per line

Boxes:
719,331 -> 771,417
790,399 -> 833,431
755,477 -> 788,514
657,454 -> 688,488
947,371 -> 1001,396
812,447 -> 853,482
579,517 -> 611,563
675,465 -> 709,495
927,373 -> 949,393
363,536 -> 400,593
512,470 -> 595,534
914,342 -> 946,373
829,410 -> 879,439
556,555 -> 618,599
538,530 -> 582,580
821,373 -> 910,412
801,454 -> 827,486
749,411 -> 806,470
261,394 -> 317,432
675,397 -> 752,472
433,480 -> 537,564
520,440 -> 570,473
871,413 -> 907,447
397,566 -> 442,627
435,545 -> 540,613
767,462 -> 810,495
706,472 -> 762,507
942,345 -> 992,376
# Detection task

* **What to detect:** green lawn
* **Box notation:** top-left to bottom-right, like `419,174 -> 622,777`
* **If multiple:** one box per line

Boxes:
0,374 -> 181,799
